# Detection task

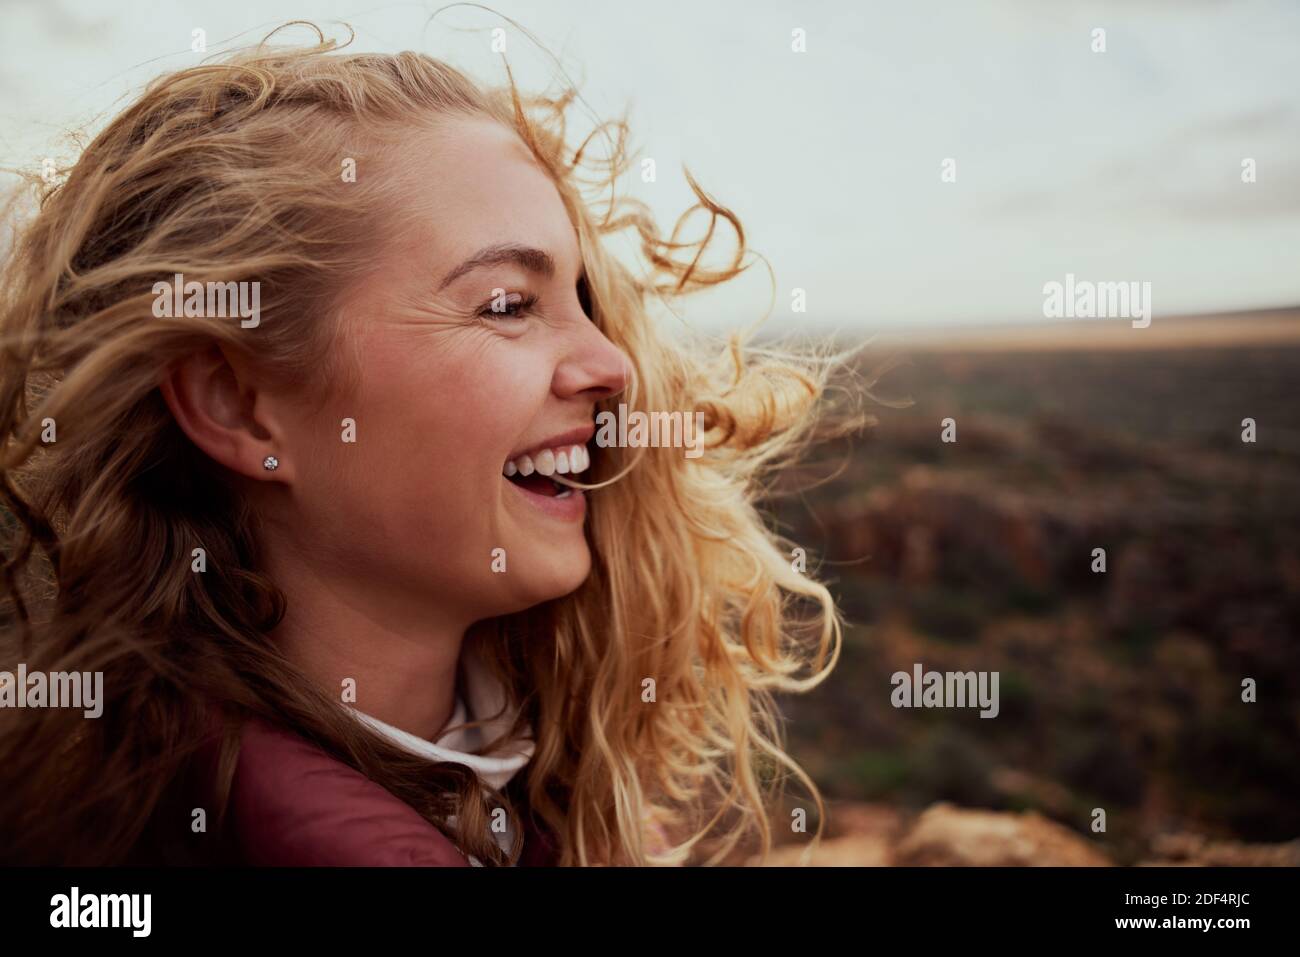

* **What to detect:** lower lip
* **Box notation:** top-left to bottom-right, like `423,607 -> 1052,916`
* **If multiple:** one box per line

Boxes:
504,476 -> 587,521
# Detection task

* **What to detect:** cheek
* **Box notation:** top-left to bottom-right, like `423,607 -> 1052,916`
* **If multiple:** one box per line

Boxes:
348,334 -> 548,511
386,340 -> 539,448
306,323 -> 589,612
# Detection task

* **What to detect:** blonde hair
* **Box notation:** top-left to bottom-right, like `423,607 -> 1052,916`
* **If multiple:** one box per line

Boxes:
0,22 -> 850,865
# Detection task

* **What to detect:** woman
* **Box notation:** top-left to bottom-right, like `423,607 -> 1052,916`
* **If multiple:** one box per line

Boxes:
0,24 -> 845,866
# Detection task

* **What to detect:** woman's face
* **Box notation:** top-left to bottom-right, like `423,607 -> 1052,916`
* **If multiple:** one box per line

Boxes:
271,116 -> 630,625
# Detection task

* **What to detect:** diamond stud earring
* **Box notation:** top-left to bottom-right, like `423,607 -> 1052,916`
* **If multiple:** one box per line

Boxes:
263,455 -> 279,471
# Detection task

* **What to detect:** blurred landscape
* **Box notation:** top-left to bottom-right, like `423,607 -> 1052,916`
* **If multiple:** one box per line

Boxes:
756,309 -> 1300,866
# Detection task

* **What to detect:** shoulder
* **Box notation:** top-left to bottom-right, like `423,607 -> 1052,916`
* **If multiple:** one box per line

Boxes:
225,714 -> 472,867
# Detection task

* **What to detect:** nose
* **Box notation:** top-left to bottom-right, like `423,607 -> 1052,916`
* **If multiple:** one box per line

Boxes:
552,318 -> 632,403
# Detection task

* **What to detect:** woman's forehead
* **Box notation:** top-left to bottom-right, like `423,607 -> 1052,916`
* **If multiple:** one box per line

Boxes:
394,117 -> 578,273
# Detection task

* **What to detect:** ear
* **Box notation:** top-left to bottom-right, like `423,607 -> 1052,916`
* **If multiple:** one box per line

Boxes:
160,343 -> 290,482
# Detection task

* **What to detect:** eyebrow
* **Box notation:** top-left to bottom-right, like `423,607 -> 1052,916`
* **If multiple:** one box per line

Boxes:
437,243 -> 558,291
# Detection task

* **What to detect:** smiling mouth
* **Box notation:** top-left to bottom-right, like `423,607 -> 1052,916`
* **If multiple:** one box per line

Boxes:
508,472 -> 571,498
503,442 -> 591,499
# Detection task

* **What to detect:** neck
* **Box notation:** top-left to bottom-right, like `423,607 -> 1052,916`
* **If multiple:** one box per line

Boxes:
264,554 -> 473,742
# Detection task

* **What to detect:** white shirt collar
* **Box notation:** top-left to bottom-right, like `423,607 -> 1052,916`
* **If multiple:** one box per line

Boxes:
347,644 -> 535,792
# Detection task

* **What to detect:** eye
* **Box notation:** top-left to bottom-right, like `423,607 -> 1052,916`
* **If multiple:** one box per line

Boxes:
479,291 -> 537,320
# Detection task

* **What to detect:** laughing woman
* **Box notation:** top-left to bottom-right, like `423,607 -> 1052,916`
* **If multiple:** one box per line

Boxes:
0,26 -> 844,866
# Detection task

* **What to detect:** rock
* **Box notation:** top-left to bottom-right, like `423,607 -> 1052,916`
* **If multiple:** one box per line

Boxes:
1140,832 -> 1300,867
750,801 -> 902,866
759,833 -> 895,866
891,802 -> 1112,866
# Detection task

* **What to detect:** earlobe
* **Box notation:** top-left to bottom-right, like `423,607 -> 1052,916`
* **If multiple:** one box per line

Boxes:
159,345 -> 287,482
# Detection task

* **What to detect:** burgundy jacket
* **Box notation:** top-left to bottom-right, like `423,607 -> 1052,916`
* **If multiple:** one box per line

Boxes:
207,714 -> 560,867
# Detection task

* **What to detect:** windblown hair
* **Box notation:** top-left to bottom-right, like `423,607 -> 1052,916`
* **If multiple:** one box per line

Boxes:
0,22 -> 851,865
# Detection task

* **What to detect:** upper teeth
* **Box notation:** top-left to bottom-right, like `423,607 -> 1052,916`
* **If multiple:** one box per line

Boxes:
503,444 -> 590,478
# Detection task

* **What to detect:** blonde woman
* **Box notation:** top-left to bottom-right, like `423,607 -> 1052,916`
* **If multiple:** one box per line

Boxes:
0,25 -> 843,866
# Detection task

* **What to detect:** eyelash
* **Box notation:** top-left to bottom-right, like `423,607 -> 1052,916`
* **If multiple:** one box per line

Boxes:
479,292 -> 538,321
476,277 -> 593,323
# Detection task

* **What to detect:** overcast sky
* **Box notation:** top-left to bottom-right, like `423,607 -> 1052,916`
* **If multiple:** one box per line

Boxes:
2,0 -> 1297,333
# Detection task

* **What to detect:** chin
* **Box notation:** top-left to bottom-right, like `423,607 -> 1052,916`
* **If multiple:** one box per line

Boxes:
506,544 -> 592,611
